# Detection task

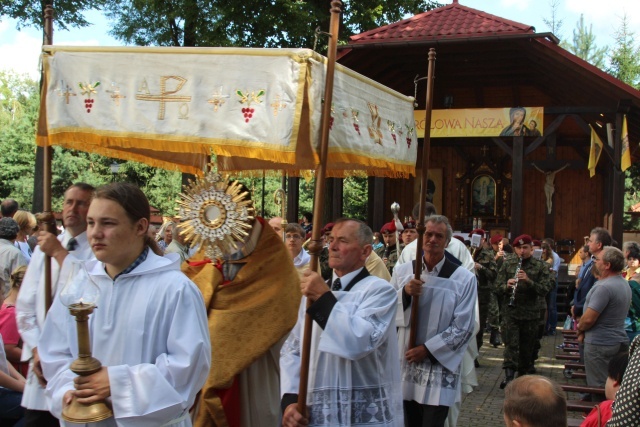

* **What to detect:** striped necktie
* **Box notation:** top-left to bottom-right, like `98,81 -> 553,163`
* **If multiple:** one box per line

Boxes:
66,237 -> 77,251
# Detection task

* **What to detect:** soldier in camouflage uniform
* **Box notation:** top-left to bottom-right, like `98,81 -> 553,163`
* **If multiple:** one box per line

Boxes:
379,221 -> 400,276
496,234 -> 552,389
487,235 -> 507,346
530,239 -> 548,374
470,229 -> 497,353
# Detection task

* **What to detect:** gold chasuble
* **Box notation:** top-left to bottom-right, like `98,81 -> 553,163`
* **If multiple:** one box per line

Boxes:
183,221 -> 301,427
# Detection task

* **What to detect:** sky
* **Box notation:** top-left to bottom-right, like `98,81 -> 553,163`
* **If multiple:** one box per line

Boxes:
1,0 -> 639,80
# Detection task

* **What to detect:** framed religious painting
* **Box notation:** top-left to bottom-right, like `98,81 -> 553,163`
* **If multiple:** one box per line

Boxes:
471,174 -> 496,216
413,168 -> 443,214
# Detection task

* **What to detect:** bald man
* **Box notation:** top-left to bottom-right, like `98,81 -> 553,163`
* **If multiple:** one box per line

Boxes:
268,217 -> 284,237
503,375 -> 567,427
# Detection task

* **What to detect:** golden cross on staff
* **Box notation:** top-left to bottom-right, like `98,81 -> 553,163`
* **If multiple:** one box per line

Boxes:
136,76 -> 192,120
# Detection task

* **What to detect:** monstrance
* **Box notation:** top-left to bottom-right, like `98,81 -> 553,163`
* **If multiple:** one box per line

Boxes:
176,168 -> 255,260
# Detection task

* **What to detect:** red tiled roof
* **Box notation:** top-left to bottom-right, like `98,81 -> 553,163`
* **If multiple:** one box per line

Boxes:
348,1 -> 535,45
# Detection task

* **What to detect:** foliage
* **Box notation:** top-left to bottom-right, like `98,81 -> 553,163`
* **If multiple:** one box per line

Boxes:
542,0 -> 564,41
607,14 -> 640,90
343,176 -> 368,220
611,16 -> 640,230
0,0 -> 104,31
561,14 -> 607,68
0,70 -> 40,210
101,0 -> 441,48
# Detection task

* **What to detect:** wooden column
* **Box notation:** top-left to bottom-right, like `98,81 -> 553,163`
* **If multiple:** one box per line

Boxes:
368,177 -> 385,232
611,112 -> 625,246
331,178 -> 343,220
286,176 -> 299,224
510,136 -> 524,237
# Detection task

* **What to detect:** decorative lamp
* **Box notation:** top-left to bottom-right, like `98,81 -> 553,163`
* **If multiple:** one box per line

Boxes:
59,261 -> 113,423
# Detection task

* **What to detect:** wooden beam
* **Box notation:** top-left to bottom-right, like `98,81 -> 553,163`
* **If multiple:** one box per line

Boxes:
368,177 -> 385,233
545,107 -> 616,114
331,178 -> 344,221
527,160 -> 586,170
612,112 -> 625,247
569,114 -> 616,165
511,136 -> 524,237
287,176 -> 300,224
492,137 -> 513,158
525,115 -> 566,155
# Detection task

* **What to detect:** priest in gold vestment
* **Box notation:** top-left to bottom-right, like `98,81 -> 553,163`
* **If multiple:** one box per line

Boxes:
184,218 -> 301,427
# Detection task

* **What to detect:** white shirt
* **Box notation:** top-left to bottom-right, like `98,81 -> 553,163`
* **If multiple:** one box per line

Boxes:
397,236 -> 475,273
16,231 -> 94,411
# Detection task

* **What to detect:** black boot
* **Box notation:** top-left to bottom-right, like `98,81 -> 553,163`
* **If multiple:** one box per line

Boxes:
490,328 -> 502,347
500,368 -> 515,389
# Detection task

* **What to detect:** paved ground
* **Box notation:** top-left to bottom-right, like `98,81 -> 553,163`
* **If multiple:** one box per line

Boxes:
456,328 -> 585,426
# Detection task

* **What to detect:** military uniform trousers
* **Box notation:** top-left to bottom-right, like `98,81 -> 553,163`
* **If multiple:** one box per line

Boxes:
476,286 -> 492,350
502,313 -> 539,373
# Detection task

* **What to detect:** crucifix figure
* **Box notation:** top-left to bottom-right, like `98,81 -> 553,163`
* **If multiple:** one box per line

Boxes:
533,162 -> 569,214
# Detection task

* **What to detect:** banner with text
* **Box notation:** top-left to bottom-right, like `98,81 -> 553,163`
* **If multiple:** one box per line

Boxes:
414,107 -> 544,138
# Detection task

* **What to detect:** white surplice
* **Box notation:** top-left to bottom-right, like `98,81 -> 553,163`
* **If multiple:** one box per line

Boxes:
280,274 -> 404,426
391,260 -> 477,408
39,250 -> 211,427
16,231 -> 94,411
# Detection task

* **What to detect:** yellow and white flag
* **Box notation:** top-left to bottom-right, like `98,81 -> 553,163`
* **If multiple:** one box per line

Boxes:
589,125 -> 604,178
622,114 -> 632,172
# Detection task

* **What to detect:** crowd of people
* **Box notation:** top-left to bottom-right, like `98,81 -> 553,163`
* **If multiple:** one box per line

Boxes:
0,186 -> 639,427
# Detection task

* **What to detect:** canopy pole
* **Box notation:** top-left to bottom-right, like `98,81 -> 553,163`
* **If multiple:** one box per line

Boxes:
43,4 -> 54,314
297,0 -> 342,415
409,48 -> 436,348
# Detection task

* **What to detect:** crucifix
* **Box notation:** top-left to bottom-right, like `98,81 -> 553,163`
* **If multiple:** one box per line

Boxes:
532,162 -> 570,214
480,145 -> 489,156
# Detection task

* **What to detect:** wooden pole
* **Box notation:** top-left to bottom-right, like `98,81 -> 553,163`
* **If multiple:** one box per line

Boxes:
409,49 -> 436,348
297,0 -> 342,415
43,4 -> 54,314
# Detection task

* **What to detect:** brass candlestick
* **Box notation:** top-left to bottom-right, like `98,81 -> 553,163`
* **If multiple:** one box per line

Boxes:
62,302 -> 113,423
59,262 -> 113,423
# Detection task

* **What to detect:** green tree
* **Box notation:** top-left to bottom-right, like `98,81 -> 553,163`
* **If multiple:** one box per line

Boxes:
0,71 -> 40,210
611,15 -> 640,230
542,0 -> 564,41
561,14 -> 607,68
0,0 -> 103,31
102,0 -> 441,48
607,14 -> 640,89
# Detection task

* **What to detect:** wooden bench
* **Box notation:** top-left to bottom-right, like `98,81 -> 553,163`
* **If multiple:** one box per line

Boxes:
567,400 -> 596,413
565,362 -> 584,370
562,385 -> 605,395
557,353 -> 580,360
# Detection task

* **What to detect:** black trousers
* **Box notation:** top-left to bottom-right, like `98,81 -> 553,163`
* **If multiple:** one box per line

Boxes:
403,400 -> 450,427
24,409 -> 60,427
